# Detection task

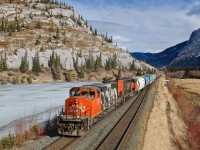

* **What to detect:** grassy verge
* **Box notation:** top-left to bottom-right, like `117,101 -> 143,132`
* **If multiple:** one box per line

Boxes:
166,76 -> 200,150
0,117 -> 43,149
0,114 -> 57,149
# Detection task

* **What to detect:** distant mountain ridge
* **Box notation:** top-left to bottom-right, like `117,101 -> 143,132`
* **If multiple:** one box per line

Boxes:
131,29 -> 200,68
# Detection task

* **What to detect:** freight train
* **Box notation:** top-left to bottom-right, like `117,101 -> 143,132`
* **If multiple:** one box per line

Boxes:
57,74 -> 158,136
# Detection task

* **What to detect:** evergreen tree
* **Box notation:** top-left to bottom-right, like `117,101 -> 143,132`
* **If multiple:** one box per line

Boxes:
94,28 -> 97,36
64,72 -> 72,82
32,52 -> 41,73
146,68 -> 152,74
111,53 -> 117,69
105,59 -> 112,70
16,19 -> 20,31
1,18 -> 5,31
110,36 -> 113,43
129,59 -> 135,71
84,20 -> 88,27
78,64 -> 84,79
48,51 -> 61,80
19,50 -> 29,73
94,53 -> 102,70
90,25 -> 93,32
72,54 -> 78,71
105,32 -> 108,41
0,55 -> 3,72
2,53 -> 8,71
136,68 -> 142,76
55,27 -> 60,39
117,67 -> 122,79
85,52 -> 94,71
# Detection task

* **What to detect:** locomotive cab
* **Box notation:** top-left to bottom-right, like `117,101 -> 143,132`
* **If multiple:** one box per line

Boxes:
58,86 -> 102,136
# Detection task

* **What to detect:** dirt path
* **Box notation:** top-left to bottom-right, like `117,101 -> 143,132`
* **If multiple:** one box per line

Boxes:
142,76 -> 189,150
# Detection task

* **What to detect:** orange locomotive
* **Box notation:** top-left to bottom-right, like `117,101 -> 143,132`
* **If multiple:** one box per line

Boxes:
57,78 -> 136,136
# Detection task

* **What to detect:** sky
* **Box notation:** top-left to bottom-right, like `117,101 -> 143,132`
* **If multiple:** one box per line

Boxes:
64,0 -> 200,53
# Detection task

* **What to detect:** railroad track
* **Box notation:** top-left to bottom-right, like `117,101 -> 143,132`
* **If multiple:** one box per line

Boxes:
43,136 -> 77,150
96,86 -> 149,150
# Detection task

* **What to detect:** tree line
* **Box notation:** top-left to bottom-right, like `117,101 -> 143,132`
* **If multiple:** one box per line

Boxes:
1,51 -> 155,82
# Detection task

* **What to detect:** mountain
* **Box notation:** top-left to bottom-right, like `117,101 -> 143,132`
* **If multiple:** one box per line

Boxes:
131,29 -> 200,68
0,0 -> 151,69
0,0 -> 153,84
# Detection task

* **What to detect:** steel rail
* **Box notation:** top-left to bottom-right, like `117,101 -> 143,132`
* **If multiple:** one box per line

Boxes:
96,86 -> 149,150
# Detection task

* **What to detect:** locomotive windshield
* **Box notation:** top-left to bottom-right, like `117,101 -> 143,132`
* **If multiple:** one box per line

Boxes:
70,87 -> 81,96
69,87 -> 96,99
81,90 -> 95,99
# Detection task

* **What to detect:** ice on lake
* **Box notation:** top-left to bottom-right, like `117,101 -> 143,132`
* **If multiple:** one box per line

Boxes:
0,81 -> 96,137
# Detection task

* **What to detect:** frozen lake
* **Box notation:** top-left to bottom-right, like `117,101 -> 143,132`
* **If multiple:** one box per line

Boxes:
0,81 -> 95,137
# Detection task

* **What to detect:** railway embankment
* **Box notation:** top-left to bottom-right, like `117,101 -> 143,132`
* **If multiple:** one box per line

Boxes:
142,76 -> 189,150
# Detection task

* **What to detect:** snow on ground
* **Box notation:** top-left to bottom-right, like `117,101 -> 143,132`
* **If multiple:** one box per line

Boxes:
0,81 -> 96,138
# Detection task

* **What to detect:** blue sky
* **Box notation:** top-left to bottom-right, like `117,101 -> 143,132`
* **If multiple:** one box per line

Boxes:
64,0 -> 200,53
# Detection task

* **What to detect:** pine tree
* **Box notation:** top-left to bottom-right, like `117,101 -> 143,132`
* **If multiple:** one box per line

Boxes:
117,67 -> 122,79
32,52 -> 41,73
78,64 -> 84,79
94,28 -> 97,36
16,19 -> 20,31
0,55 -> 3,72
111,53 -> 117,69
136,68 -> 142,76
129,59 -> 135,71
94,53 -> 102,71
55,27 -> 60,39
85,52 -> 94,71
72,54 -> 78,71
48,51 -> 61,80
64,72 -> 72,82
90,25 -> 92,32
19,50 -> 29,73
105,32 -> 108,41
1,19 -> 5,31
2,53 -> 8,71
105,59 -> 112,70
84,20 -> 88,27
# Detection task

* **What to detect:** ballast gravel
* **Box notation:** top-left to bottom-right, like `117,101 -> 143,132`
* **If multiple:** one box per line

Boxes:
16,136 -> 60,150
17,85 -> 155,150
67,95 -> 139,150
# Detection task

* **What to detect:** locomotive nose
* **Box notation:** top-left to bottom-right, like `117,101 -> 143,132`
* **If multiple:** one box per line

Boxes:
74,99 -> 78,104
67,125 -> 73,131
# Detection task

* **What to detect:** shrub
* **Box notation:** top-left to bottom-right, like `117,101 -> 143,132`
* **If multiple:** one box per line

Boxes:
64,72 -> 72,82
103,75 -> 112,81
35,21 -> 41,29
35,39 -> 41,45
12,76 -> 19,84
27,76 -> 32,84
0,132 -> 15,149
167,76 -> 200,149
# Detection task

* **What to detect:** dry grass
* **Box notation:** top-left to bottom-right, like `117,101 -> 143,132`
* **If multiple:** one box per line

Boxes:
14,117 -> 44,147
0,117 -> 44,149
167,77 -> 200,150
